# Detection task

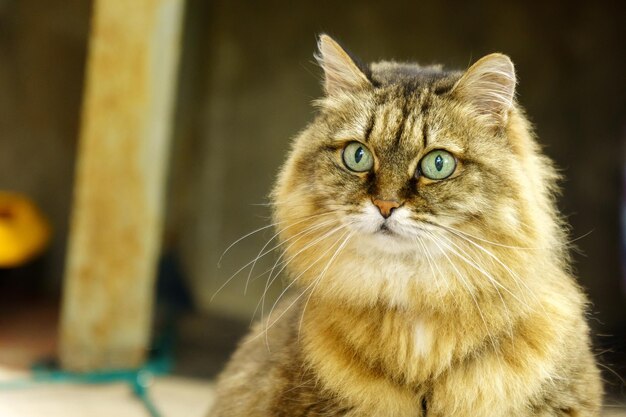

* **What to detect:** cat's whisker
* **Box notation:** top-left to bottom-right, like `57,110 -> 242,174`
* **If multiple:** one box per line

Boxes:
244,217 -> 337,295
416,232 -> 467,316
246,222 -> 339,325
211,213 -> 337,302
250,223 -> 351,342
428,218 -> 592,253
259,223 -> 349,321
246,226 -> 305,296
298,230 -> 354,338
262,219 -> 339,294
419,217 -> 535,250
440,226 -> 545,313
431,231 -> 516,338
217,221 -> 281,267
252,225 -> 353,349
265,225 -> 352,318
250,219 -> 339,320
435,232 -> 526,307
281,376 -> 318,395
413,235 -> 445,301
596,363 -> 626,386
258,220 -> 350,318
426,231 -> 500,355
418,219 -> 544,314
218,211 -> 334,267
419,234 -> 459,308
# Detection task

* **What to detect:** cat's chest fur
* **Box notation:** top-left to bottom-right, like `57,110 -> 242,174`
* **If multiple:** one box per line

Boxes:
411,317 -> 434,357
299,299 -> 460,415
287,299 -> 435,417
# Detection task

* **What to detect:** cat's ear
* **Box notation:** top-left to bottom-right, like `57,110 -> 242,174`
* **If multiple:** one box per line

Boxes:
315,34 -> 371,95
452,53 -> 516,126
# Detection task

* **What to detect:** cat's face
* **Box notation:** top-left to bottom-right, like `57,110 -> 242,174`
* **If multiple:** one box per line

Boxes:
295,84 -> 520,256
272,36 -> 555,308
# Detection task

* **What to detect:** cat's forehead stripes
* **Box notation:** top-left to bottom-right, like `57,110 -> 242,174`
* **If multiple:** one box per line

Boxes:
367,88 -> 433,155
368,98 -> 404,146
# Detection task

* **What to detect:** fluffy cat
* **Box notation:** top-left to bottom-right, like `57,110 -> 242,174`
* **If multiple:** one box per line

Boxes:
208,35 -> 602,416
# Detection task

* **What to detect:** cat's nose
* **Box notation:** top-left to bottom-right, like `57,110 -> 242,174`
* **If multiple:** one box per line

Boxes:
372,198 -> 401,219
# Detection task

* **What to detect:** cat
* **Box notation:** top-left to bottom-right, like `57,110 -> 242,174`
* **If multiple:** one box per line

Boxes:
208,34 -> 602,416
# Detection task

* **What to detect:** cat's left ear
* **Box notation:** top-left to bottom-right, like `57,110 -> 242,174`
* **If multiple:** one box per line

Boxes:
452,53 -> 516,127
315,34 -> 371,95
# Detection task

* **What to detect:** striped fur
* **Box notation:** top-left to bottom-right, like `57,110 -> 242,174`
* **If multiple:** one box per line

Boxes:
208,35 -> 602,417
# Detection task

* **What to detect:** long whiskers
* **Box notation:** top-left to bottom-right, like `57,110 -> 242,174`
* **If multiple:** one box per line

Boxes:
425,230 -> 501,355
218,211 -> 334,266
212,212 -> 335,301
265,225 -> 352,323
425,218 -> 592,251
428,230 -> 516,337
436,226 -> 545,313
244,217 -> 337,294
435,232 -> 526,307
413,235 -> 445,300
246,224 -> 353,349
257,221 -> 347,321
297,230 -> 355,337
218,221 -> 279,267
423,220 -> 536,250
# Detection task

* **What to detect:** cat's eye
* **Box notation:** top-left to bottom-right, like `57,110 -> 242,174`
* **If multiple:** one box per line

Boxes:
419,150 -> 456,180
342,142 -> 374,172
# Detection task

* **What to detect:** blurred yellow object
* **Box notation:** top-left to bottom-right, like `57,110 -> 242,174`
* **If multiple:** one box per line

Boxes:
0,191 -> 51,268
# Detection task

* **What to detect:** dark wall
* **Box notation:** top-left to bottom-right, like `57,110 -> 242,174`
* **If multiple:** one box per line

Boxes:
0,0 -> 91,292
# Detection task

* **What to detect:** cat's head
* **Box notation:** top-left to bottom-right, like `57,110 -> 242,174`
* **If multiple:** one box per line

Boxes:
272,35 -> 562,309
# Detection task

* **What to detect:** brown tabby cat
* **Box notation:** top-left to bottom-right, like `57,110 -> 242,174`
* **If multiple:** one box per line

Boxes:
208,35 -> 602,416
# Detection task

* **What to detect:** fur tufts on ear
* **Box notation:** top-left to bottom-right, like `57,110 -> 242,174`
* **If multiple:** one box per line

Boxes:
453,53 -> 516,126
315,34 -> 371,95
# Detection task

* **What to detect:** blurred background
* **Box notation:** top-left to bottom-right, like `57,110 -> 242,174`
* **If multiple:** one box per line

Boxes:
0,0 -> 624,415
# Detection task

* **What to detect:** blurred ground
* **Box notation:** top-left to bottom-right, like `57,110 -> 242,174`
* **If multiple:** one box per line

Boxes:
0,300 -> 236,417
0,370 -> 214,417
0,302 -> 623,416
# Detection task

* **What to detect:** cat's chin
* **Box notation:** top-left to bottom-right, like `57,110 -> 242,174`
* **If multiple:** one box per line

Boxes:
349,223 -> 446,259
347,202 -> 446,257
358,229 -> 422,255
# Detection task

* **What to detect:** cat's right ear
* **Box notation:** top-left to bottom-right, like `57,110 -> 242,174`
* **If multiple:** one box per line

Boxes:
451,53 -> 516,127
315,34 -> 371,95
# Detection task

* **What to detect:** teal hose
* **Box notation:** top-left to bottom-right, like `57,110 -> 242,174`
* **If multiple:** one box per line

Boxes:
0,366 -> 165,417
0,332 -> 173,417
131,370 -> 162,417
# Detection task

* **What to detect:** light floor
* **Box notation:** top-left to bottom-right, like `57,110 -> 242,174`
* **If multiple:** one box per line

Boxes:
0,366 -> 214,417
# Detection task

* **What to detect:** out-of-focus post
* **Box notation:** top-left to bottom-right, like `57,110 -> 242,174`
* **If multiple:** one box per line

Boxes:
60,0 -> 185,371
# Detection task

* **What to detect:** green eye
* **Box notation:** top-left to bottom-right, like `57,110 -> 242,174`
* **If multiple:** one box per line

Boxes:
419,150 -> 456,180
342,142 -> 374,172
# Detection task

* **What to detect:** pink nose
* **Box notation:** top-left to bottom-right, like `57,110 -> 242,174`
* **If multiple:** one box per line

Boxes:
372,198 -> 401,219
